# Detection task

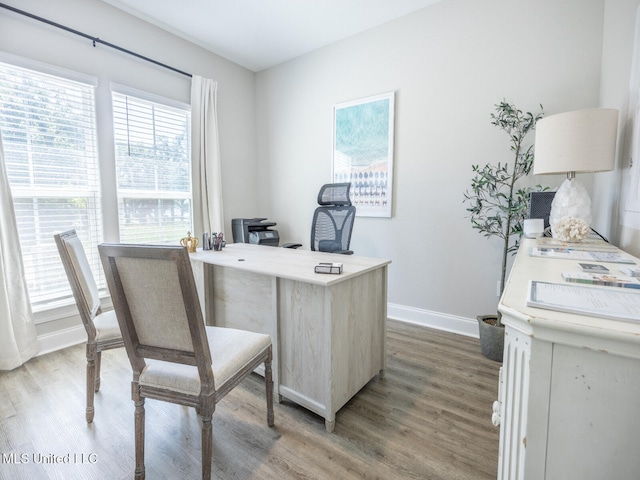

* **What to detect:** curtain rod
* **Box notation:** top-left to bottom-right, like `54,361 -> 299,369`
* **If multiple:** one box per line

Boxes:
0,2 -> 192,78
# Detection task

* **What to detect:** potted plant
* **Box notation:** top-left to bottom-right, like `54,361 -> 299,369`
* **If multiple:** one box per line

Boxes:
464,101 -> 544,362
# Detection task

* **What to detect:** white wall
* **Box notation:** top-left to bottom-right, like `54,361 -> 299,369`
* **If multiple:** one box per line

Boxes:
256,0 -> 607,335
598,0 -> 640,257
0,0 -> 259,344
1,0 -> 629,345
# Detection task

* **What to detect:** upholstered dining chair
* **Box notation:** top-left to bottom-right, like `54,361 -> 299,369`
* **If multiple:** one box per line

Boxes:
98,243 -> 274,480
54,229 -> 124,423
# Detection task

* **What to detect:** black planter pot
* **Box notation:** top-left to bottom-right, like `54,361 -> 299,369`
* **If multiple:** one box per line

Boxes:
477,315 -> 504,362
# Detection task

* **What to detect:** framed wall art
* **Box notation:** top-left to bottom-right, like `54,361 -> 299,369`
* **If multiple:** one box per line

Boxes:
333,91 -> 395,217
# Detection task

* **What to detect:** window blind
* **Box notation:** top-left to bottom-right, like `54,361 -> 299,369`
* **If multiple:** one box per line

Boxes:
0,62 -> 103,308
112,91 -> 192,244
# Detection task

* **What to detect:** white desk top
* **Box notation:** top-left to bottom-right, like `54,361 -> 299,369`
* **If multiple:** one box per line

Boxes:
190,243 -> 391,286
499,237 -> 640,353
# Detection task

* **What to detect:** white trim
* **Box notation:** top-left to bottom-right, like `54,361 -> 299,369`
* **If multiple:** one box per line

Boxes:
388,303 -> 479,338
33,302 -> 80,325
0,50 -> 98,86
34,298 -> 114,354
34,301 -> 479,356
110,82 -> 190,111
36,325 -> 86,357
33,294 -> 113,325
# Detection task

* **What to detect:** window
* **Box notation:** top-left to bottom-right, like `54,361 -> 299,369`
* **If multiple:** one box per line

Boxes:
0,59 -> 193,314
112,88 -> 192,244
0,61 -> 103,308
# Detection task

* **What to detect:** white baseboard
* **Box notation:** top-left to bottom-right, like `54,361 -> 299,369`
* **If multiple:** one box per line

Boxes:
388,303 -> 479,339
36,325 -> 86,357
34,304 -> 480,357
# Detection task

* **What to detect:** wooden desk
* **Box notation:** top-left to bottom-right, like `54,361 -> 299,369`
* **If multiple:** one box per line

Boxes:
190,243 -> 391,432
496,238 -> 640,479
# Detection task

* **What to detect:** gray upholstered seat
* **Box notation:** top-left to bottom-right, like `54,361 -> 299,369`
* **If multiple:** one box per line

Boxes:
93,310 -> 122,342
140,326 -> 271,395
98,243 -> 274,480
54,229 -> 124,423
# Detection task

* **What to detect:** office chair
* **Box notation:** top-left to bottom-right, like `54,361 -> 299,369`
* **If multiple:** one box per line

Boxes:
528,191 -> 556,232
528,191 -> 609,242
99,243 -> 274,480
54,229 -> 124,423
284,183 -> 356,254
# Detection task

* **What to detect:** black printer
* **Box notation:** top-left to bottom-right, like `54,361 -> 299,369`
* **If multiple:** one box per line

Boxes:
231,218 -> 280,247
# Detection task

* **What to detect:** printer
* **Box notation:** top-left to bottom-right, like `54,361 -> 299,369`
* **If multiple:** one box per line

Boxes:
231,218 -> 280,247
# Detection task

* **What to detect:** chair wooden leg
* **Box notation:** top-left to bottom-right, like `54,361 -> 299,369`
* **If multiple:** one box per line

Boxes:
265,349 -> 274,427
85,343 -> 96,423
201,414 -> 212,480
133,384 -> 145,480
94,351 -> 102,393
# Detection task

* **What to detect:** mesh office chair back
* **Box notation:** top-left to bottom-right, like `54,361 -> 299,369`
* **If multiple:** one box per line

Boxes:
311,183 -> 356,254
528,191 -> 556,230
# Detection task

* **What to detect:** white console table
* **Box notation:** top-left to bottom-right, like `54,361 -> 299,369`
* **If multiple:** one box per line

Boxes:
190,243 -> 390,432
496,238 -> 640,479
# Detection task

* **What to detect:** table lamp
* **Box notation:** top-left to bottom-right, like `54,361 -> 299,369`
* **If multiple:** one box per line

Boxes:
533,108 -> 618,241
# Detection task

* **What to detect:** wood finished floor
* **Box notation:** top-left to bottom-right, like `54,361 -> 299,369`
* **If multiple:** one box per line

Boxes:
0,320 -> 501,480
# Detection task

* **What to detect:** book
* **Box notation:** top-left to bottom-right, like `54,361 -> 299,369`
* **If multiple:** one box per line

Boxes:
561,272 -> 640,289
579,263 -> 609,273
314,262 -> 343,274
529,247 -> 636,264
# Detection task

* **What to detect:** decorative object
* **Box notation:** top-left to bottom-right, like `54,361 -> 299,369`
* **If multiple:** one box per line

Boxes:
333,92 -> 395,217
180,231 -> 199,253
533,108 -> 618,239
552,216 -> 590,242
464,101 -> 544,361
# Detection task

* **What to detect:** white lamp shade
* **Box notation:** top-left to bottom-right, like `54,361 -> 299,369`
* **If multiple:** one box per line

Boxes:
533,108 -> 618,175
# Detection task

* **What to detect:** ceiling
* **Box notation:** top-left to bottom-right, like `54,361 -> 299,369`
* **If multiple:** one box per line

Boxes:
100,0 -> 443,72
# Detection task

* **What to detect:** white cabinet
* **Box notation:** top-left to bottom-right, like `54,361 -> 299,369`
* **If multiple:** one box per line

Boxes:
496,238 -> 640,479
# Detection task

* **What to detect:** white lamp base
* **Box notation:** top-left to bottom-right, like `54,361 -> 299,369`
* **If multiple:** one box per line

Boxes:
549,177 -> 592,241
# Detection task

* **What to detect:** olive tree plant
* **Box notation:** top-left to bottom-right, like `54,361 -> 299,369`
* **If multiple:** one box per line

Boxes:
464,101 -> 544,326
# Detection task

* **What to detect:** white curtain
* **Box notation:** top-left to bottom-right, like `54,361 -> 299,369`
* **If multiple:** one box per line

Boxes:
0,131 -> 38,370
191,75 -> 224,236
